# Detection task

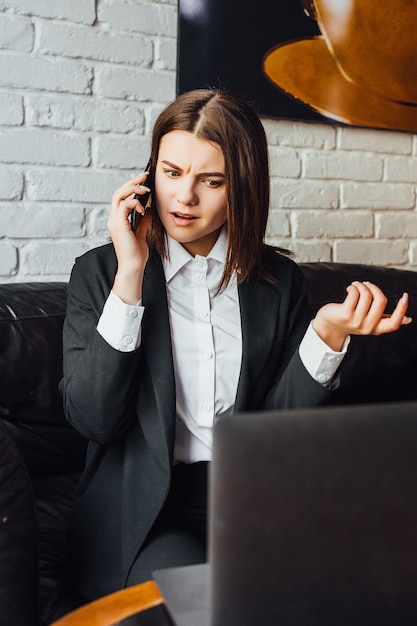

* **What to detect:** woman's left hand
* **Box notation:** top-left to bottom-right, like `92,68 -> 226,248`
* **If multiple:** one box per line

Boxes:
312,281 -> 412,352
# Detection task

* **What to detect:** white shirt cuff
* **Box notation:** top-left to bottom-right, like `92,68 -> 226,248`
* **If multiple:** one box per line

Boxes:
96,290 -> 144,352
299,321 -> 350,385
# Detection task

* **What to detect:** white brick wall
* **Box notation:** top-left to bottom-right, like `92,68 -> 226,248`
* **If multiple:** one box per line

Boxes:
265,120 -> 417,267
0,0 -> 416,282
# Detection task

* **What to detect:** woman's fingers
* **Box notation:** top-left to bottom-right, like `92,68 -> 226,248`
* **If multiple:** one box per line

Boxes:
112,184 -> 150,209
109,176 -> 152,235
345,281 -> 411,335
337,282 -> 376,330
349,281 -> 387,333
373,292 -> 412,333
111,171 -> 151,207
119,172 -> 150,191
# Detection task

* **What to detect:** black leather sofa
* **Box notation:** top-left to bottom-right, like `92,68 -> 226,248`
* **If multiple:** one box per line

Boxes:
1,262 -> 417,626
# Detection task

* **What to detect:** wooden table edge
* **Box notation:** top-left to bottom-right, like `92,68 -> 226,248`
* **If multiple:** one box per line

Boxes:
49,580 -> 165,625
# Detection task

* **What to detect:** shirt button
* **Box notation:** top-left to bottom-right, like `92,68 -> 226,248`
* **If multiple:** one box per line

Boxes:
318,373 -> 328,383
124,336 -> 133,345
206,350 -> 213,359
129,310 -> 138,319
328,356 -> 337,363
203,403 -> 211,412
195,261 -> 203,269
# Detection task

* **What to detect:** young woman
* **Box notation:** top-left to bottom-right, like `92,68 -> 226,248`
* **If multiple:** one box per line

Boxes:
60,89 -> 410,605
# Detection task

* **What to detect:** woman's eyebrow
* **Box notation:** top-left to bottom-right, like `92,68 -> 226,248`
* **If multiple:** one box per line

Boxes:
161,160 -> 225,178
161,160 -> 182,171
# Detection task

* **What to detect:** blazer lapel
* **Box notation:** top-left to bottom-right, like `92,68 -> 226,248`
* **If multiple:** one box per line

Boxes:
235,278 -> 282,411
140,254 -> 176,463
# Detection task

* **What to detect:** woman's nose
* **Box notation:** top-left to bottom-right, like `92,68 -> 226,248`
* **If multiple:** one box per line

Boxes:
176,178 -> 197,206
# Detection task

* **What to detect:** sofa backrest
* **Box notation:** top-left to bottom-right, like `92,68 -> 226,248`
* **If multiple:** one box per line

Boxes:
300,262 -> 417,405
1,263 -> 417,477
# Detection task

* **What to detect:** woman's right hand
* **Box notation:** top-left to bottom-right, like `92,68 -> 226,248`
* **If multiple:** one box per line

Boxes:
107,173 -> 153,304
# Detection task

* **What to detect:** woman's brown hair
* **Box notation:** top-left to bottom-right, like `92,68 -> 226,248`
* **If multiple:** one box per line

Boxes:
147,89 -> 290,288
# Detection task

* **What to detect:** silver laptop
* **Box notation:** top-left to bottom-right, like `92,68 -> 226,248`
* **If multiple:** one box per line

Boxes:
155,401 -> 417,625
210,401 -> 417,625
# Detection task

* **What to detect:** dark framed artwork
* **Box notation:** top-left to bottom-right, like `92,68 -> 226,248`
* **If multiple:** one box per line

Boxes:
177,0 -> 417,133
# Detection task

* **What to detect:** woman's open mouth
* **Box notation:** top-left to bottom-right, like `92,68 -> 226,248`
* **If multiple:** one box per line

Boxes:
171,212 -> 198,224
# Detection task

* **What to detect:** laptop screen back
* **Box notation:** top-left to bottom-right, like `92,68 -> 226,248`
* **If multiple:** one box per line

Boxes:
209,402 -> 417,626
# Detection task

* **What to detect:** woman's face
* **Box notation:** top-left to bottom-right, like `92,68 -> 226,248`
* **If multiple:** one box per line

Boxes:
154,130 -> 227,257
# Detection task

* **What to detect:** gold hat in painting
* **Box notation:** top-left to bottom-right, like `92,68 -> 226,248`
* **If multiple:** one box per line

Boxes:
263,0 -> 417,132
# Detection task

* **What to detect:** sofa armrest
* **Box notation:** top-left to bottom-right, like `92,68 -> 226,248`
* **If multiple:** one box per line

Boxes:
0,282 -> 87,476
0,419 -> 38,626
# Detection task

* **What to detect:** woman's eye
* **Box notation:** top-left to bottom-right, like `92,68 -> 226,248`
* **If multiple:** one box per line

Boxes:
204,179 -> 222,188
165,169 -> 180,178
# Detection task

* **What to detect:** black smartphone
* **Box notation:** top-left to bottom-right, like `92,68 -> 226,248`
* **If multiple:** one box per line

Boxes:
130,157 -> 154,233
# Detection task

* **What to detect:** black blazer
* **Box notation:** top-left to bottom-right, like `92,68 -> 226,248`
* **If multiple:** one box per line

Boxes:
61,243 -> 336,600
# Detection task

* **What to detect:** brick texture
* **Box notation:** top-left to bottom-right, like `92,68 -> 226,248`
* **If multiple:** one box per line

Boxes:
0,0 -> 416,281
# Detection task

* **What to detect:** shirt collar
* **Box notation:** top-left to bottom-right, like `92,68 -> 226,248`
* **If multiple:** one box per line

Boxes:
163,226 -> 228,283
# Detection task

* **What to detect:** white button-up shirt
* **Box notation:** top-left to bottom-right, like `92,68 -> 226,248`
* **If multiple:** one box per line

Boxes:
163,230 -> 242,462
